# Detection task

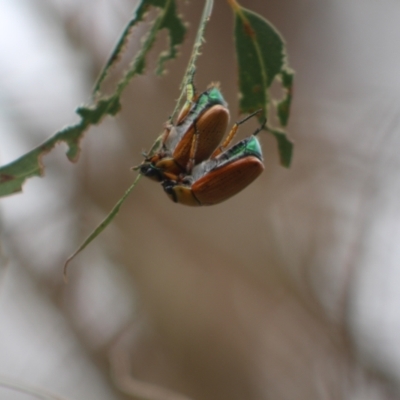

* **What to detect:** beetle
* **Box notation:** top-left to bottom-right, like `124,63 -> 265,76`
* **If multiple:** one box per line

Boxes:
138,83 -> 230,181
161,121 -> 265,206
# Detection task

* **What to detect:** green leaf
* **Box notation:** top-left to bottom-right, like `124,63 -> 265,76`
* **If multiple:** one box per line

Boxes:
268,127 -> 294,168
0,122 -> 86,198
94,0 -> 186,92
276,67 -> 294,127
63,175 -> 142,281
76,97 -> 122,122
229,0 -> 294,168
155,0 -> 186,75
232,5 -> 284,114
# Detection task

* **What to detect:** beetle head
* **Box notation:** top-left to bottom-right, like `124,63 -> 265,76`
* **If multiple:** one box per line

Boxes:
139,162 -> 164,182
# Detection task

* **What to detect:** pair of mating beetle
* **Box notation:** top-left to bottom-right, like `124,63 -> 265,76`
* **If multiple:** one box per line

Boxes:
138,83 -> 265,206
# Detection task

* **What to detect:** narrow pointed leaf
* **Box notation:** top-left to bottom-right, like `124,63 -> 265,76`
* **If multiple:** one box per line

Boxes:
63,175 -> 141,281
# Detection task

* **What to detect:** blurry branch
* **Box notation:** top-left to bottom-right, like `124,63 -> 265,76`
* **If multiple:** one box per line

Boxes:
110,331 -> 194,400
0,376 -> 69,400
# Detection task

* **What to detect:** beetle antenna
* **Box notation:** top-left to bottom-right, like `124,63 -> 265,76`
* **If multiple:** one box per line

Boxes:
253,118 -> 267,136
235,109 -> 262,126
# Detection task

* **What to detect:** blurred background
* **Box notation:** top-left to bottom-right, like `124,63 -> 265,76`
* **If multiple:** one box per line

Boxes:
1,0 -> 400,399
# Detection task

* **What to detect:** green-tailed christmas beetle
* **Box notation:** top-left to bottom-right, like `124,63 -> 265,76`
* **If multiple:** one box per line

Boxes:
161,120 -> 265,206
138,83 -> 230,181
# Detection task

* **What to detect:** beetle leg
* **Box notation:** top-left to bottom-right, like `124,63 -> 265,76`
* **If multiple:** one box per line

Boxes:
210,109 -> 262,158
160,123 -> 173,147
211,124 -> 238,158
176,81 -> 199,125
185,118 -> 200,174
163,171 -> 180,181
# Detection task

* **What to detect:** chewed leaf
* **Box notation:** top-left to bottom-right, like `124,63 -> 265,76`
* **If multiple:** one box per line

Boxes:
0,151 -> 42,197
76,97 -> 122,122
94,0 -> 186,92
277,68 -> 294,127
0,97 -> 123,198
229,0 -> 294,168
0,122 -> 85,197
0,0 -> 186,198
155,0 -> 186,75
